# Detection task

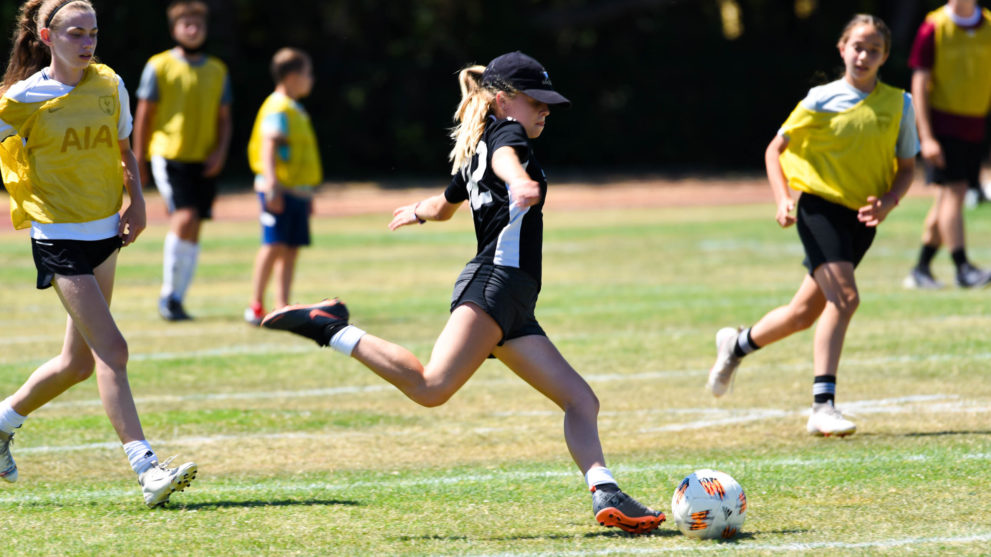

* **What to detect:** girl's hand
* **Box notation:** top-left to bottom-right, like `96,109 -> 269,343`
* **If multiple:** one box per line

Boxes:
920,137 -> 945,169
858,193 -> 897,227
119,200 -> 147,246
775,197 -> 796,228
389,203 -> 424,231
264,190 -> 285,214
508,178 -> 541,209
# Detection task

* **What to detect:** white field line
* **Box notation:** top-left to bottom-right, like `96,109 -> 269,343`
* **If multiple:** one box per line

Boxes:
2,451 -> 990,506
15,395 -> 991,455
472,533 -> 991,556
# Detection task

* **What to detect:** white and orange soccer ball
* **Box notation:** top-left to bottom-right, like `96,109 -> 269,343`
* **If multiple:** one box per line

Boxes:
671,469 -> 747,539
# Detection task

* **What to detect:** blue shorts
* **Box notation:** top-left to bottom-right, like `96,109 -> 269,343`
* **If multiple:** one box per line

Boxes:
450,262 -> 545,344
259,192 -> 312,247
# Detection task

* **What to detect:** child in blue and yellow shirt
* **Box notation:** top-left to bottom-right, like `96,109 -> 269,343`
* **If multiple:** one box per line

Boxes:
706,15 -> 919,437
243,48 -> 321,325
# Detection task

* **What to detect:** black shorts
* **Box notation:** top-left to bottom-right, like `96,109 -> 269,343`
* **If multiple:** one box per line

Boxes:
31,236 -> 121,289
796,193 -> 876,275
151,157 -> 217,218
925,135 -> 983,189
450,262 -> 545,344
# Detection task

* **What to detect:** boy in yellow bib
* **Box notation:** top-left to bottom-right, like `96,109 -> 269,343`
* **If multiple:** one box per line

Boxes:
706,15 -> 919,436
244,48 -> 321,325
905,0 -> 991,289
133,0 -> 232,320
0,0 -> 195,507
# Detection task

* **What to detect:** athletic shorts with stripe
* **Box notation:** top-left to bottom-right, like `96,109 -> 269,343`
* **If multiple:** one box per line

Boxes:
450,262 -> 545,345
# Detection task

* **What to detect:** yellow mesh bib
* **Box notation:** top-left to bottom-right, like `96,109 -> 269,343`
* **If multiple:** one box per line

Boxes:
247,93 -> 322,187
929,8 -> 991,117
0,64 -> 123,229
778,82 -> 903,211
146,51 -> 228,162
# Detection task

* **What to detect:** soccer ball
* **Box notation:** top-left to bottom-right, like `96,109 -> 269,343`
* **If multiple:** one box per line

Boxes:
671,469 -> 747,539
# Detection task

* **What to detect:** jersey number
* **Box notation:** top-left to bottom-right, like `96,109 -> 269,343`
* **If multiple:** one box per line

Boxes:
467,141 -> 493,211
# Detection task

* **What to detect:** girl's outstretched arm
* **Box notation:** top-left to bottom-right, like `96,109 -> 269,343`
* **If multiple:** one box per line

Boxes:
390,193 -> 460,230
765,134 -> 795,228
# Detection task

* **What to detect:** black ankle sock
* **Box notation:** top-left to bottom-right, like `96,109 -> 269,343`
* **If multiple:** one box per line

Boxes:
594,483 -> 620,494
813,375 -> 836,405
732,327 -> 760,358
951,248 -> 969,269
917,244 -> 939,270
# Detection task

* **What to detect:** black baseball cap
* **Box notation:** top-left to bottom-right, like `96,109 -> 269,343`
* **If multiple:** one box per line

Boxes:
481,51 -> 571,109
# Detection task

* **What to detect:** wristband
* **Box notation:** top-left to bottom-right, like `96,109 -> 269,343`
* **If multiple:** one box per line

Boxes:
413,202 -> 426,224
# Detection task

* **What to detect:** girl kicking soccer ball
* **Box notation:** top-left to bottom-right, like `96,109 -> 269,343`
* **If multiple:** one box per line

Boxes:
706,15 -> 919,436
262,51 -> 664,534
0,0 -> 195,506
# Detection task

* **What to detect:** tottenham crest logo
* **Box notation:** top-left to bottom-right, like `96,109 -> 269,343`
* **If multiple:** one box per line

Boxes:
99,95 -> 115,115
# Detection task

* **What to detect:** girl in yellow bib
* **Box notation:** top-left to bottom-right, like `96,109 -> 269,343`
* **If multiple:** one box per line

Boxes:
705,15 -> 919,436
0,0 -> 195,507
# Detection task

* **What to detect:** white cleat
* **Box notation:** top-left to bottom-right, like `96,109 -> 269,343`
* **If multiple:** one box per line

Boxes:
806,402 -> 856,437
706,327 -> 742,397
0,430 -> 17,483
139,456 -> 197,508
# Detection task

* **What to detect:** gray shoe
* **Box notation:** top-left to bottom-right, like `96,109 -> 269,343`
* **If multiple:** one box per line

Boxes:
0,430 -> 16,483
139,456 -> 197,508
956,264 -> 991,288
902,267 -> 943,290
592,486 -> 665,534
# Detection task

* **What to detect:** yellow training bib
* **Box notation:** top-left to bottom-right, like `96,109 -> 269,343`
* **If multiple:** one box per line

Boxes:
0,64 -> 123,229
778,82 -> 904,211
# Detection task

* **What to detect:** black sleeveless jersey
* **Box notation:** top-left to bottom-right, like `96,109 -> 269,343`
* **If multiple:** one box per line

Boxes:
444,117 -> 546,284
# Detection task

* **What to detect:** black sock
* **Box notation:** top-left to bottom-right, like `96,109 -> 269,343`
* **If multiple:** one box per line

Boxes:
813,375 -> 836,405
951,248 -> 969,271
917,244 -> 939,270
732,327 -> 760,358
594,483 -> 620,494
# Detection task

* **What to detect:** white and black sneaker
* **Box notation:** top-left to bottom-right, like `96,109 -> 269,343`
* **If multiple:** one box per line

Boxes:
806,402 -> 856,437
139,456 -> 197,508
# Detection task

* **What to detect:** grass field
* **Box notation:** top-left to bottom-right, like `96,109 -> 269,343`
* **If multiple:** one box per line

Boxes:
0,193 -> 989,555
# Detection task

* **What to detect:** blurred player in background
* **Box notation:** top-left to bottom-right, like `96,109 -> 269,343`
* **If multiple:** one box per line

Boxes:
0,0 -> 195,507
133,0 -> 232,320
707,15 -> 918,437
244,48 -> 321,325
904,0 -> 991,290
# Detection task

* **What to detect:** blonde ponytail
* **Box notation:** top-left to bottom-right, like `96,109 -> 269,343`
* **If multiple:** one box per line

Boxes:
448,65 -> 508,174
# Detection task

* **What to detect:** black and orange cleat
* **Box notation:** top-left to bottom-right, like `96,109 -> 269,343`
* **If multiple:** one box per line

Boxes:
260,298 -> 349,346
592,485 -> 665,534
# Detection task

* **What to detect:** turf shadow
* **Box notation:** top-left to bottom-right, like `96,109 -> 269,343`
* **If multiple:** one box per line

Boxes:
164,498 -> 361,511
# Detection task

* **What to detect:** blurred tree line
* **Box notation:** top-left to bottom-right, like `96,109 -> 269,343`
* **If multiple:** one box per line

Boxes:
0,0 -> 953,184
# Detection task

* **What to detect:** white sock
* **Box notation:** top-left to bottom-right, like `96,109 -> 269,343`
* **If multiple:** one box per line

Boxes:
330,325 -> 366,356
123,440 -> 158,475
161,233 -> 180,299
0,399 -> 27,434
175,240 -> 199,300
585,466 -> 618,490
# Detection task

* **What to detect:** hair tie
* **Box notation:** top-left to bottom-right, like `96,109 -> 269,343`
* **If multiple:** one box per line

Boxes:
45,0 -> 79,29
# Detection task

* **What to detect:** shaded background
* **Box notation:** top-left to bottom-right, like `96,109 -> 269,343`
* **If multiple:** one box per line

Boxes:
0,0 -> 960,184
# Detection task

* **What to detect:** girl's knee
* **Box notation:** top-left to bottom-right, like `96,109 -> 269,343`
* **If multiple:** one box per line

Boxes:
410,387 -> 455,408
790,305 -> 820,331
